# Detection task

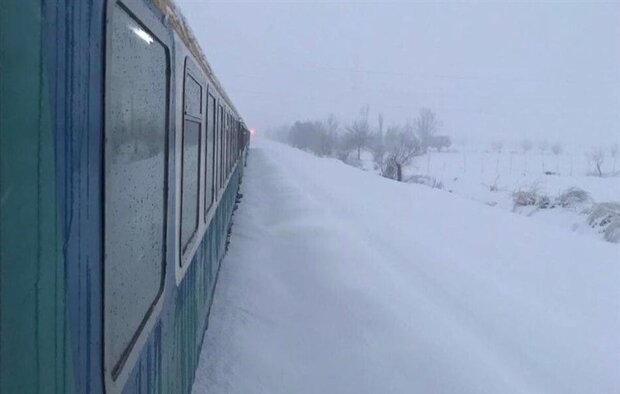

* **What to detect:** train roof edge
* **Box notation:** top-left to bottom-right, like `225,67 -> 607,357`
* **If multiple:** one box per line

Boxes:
153,0 -> 242,121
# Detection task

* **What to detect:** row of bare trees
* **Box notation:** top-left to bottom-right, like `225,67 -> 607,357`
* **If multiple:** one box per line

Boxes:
588,146 -> 620,176
488,139 -> 619,176
271,107 -> 451,182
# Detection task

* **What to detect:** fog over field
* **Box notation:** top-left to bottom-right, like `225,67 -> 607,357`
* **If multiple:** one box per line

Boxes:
177,0 -> 619,147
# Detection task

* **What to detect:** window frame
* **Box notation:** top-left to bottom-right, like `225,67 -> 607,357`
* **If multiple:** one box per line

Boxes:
180,57 -> 205,261
103,0 -> 172,390
218,104 -> 225,188
204,91 -> 217,221
226,112 -> 229,177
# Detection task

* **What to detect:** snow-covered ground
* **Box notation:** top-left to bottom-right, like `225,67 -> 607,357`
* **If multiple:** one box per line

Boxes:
359,148 -> 620,242
192,138 -> 619,394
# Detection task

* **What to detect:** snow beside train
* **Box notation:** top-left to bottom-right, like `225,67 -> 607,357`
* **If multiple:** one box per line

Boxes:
192,138 -> 619,394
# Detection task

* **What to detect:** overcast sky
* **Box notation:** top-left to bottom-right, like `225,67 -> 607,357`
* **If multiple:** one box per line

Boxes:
176,0 -> 619,147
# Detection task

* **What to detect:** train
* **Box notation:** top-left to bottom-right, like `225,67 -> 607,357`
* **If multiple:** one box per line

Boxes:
0,0 -> 250,392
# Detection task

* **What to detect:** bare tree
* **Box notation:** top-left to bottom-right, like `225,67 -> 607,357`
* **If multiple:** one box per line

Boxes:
383,124 -> 424,181
317,114 -> 339,157
611,143 -> 618,158
551,142 -> 563,155
521,139 -> 533,154
289,120 -> 322,152
346,105 -> 371,161
335,132 -> 356,163
370,113 -> 387,171
415,108 -> 441,152
428,135 -> 451,151
491,141 -> 504,153
588,148 -> 605,176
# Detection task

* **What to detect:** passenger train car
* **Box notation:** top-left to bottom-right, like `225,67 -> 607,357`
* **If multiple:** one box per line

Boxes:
0,0 -> 249,392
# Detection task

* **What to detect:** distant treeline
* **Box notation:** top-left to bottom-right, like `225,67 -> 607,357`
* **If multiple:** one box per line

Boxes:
266,107 -> 451,181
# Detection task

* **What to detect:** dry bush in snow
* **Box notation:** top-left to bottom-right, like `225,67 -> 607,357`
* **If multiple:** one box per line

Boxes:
407,175 -> 444,189
588,202 -> 620,243
587,202 -> 620,227
604,220 -> 620,243
556,187 -> 591,208
512,187 -> 551,209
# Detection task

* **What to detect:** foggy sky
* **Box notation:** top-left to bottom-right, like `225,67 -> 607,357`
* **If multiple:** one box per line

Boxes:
176,0 -> 619,147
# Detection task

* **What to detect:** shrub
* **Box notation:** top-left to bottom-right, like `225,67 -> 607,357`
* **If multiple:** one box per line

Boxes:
407,174 -> 443,189
588,202 -> 620,227
556,187 -> 591,208
512,187 -> 551,209
588,202 -> 620,243
604,219 -> 620,243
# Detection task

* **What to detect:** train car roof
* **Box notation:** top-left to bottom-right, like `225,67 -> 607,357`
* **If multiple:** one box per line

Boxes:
153,0 -> 241,118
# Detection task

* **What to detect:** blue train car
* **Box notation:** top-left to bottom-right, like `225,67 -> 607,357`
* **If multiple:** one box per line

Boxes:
0,1 -> 250,392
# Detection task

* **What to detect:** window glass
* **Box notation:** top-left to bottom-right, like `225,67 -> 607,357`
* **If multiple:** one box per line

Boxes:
185,75 -> 201,116
225,113 -> 230,175
181,119 -> 201,252
223,114 -> 227,178
228,117 -> 231,170
234,121 -> 238,160
204,94 -> 216,216
214,103 -> 220,193
219,105 -> 224,187
105,4 -> 168,374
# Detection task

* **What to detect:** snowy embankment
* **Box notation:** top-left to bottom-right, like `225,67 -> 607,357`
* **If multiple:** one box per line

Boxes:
192,138 -> 619,394
399,149 -> 620,242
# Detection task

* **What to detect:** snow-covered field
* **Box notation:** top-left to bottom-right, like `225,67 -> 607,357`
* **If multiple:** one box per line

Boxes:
358,147 -> 620,243
192,138 -> 619,394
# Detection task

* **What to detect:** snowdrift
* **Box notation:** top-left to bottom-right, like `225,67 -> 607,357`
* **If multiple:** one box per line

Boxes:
193,138 -> 619,394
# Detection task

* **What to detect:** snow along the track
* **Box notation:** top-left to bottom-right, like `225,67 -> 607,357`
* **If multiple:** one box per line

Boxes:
192,138 -> 619,394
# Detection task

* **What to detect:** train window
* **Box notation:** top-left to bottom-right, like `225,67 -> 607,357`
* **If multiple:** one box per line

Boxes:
222,111 -> 229,177
236,122 -> 239,159
227,114 -> 232,172
218,104 -> 223,192
219,105 -> 225,187
236,122 -> 239,157
104,4 -> 168,376
185,74 -> 202,116
214,103 -> 219,193
225,112 -> 229,178
231,119 -> 234,167
228,115 -> 232,172
204,93 -> 216,217
221,111 -> 226,182
232,121 -> 235,165
181,71 -> 202,255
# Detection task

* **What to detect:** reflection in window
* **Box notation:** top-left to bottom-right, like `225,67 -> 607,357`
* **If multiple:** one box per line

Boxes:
218,105 -> 224,188
185,75 -> 201,116
104,4 -> 168,375
205,94 -> 216,216
181,119 -> 201,252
